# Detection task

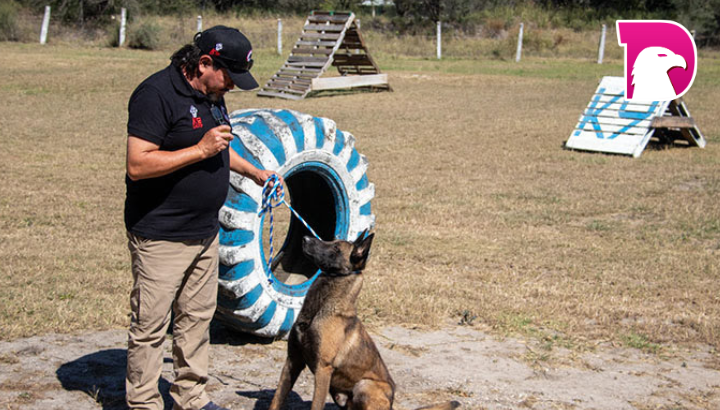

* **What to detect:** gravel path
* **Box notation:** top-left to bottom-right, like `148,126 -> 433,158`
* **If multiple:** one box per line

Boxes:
1,324 -> 718,409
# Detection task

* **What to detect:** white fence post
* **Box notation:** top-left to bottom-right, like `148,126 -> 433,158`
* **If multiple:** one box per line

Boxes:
515,23 -> 524,62
277,19 -> 282,55
436,21 -> 442,60
39,5 -> 50,45
119,8 -> 127,47
196,15 -> 202,33
598,24 -> 607,64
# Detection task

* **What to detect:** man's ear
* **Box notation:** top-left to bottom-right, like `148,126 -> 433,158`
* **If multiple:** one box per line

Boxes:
351,232 -> 374,268
198,55 -> 213,75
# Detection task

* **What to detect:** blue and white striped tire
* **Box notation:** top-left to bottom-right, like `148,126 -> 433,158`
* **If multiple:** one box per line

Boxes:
216,109 -> 375,339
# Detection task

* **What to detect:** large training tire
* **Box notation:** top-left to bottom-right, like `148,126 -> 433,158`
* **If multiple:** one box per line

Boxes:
216,109 -> 375,339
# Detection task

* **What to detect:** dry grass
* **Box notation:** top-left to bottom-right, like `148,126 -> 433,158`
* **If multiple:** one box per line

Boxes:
0,39 -> 719,352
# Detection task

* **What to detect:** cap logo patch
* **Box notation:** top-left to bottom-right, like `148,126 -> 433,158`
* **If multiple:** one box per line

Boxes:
246,50 -> 253,62
209,43 -> 222,57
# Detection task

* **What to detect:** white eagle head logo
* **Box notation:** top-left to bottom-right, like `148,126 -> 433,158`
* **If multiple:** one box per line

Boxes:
631,46 -> 686,101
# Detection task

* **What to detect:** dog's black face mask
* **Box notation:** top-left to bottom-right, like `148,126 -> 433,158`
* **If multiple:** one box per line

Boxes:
302,231 -> 374,276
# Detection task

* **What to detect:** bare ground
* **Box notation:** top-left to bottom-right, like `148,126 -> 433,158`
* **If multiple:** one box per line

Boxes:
0,324 -> 718,410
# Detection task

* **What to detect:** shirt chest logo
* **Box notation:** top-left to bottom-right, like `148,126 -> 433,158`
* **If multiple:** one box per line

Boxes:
190,105 -> 203,129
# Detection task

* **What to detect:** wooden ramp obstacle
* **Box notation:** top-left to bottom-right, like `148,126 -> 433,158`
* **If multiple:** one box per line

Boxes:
257,11 -> 391,100
565,76 -> 706,157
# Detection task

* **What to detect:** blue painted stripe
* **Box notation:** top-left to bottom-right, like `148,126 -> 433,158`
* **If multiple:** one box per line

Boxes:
356,174 -> 369,191
273,110 -> 305,153
241,301 -> 278,330
269,270 -> 320,297
219,229 -> 254,247
217,284 -> 263,310
230,110 -> 257,120
333,130 -> 345,156
314,118 -> 325,149
359,202 -> 372,216
225,188 -> 258,213
346,150 -> 360,172
618,111 -> 654,120
582,90 -> 660,140
279,309 -> 296,335
218,259 -> 255,281
230,138 -> 263,170
239,116 -> 287,166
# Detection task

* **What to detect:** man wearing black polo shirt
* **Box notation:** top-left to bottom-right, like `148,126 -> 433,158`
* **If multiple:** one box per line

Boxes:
124,26 -> 275,410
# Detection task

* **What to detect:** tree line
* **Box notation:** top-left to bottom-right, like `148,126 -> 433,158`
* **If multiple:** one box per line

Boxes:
12,0 -> 720,44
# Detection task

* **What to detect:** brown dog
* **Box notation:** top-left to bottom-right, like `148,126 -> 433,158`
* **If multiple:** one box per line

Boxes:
268,232 -> 460,410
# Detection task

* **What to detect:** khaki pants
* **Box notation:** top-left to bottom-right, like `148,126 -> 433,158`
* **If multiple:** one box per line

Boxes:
126,232 -> 219,410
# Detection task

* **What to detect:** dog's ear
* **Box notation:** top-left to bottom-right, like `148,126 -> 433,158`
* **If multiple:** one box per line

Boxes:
354,229 -> 368,245
351,232 -> 374,270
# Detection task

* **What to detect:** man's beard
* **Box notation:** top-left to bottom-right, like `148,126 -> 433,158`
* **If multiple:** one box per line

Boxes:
207,87 -> 230,102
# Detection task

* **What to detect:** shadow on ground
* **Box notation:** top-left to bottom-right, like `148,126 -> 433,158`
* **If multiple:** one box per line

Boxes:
236,389 -> 338,410
209,321 -> 276,346
56,348 -> 172,410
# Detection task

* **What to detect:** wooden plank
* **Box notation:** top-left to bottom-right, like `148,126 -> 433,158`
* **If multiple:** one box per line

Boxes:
268,78 -> 311,88
332,57 -> 376,65
285,61 -> 327,68
582,107 -> 663,120
257,90 -> 305,101
307,14 -> 351,23
650,116 -> 696,129
589,94 -> 657,107
566,129 -> 654,157
296,40 -> 338,47
280,65 -> 323,72
292,47 -> 334,55
592,76 -> 627,96
574,123 -> 648,135
288,55 -> 329,63
300,32 -> 342,40
276,72 -> 317,81
272,75 -> 313,84
262,85 -> 306,94
304,24 -> 346,32
311,74 -> 388,91
584,100 -> 664,114
577,115 -> 652,128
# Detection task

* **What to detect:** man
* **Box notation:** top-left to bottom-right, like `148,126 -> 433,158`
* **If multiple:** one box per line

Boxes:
124,26 -> 276,410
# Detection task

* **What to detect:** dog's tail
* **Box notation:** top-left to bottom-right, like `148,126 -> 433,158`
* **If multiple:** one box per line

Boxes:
414,401 -> 461,410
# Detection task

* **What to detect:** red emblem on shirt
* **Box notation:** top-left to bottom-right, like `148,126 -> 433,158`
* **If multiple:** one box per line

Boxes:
192,117 -> 203,129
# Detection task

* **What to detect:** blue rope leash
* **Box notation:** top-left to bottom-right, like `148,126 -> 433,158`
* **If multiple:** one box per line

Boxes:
259,174 -> 321,273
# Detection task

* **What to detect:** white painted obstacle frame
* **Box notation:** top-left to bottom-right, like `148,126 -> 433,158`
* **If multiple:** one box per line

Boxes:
566,76 -> 706,157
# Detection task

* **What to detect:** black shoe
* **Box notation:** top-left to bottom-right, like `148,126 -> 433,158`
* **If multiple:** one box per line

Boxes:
201,402 -> 229,410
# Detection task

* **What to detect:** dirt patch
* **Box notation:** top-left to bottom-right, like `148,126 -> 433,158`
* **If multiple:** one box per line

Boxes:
0,325 -> 718,410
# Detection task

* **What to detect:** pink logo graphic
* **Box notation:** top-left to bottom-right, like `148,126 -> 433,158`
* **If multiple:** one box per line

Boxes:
616,20 -> 697,102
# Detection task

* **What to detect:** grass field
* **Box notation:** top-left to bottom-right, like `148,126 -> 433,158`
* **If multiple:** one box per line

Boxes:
0,39 -> 718,355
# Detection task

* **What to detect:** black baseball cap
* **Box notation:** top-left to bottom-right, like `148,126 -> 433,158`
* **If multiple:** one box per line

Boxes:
194,25 -> 258,91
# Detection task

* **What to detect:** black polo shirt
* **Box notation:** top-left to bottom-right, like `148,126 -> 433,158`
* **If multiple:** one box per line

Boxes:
125,64 -> 231,241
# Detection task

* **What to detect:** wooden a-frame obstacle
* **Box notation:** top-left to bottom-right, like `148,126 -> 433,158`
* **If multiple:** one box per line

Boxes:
565,76 -> 706,157
257,11 -> 391,100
